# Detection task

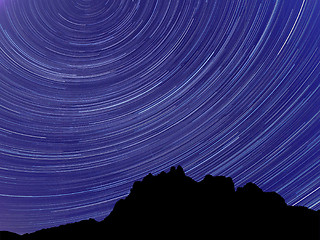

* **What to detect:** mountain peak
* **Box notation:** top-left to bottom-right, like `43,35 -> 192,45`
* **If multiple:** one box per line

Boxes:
1,166 -> 319,240
237,182 -> 263,193
169,165 -> 185,176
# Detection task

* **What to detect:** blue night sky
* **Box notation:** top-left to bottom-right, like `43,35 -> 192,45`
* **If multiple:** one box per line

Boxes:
0,0 -> 320,234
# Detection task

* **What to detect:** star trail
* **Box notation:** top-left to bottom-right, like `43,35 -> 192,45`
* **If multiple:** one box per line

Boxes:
0,0 -> 320,234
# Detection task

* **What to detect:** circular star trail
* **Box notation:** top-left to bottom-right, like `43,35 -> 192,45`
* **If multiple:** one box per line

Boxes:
1,0 -> 320,234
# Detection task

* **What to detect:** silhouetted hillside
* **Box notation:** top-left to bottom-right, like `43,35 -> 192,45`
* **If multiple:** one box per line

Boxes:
1,166 -> 319,239
0,231 -> 21,240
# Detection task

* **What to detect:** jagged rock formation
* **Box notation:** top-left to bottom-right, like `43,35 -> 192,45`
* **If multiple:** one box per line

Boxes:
1,166 -> 319,239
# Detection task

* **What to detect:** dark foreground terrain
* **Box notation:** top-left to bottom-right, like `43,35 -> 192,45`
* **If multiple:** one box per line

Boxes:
1,166 -> 319,239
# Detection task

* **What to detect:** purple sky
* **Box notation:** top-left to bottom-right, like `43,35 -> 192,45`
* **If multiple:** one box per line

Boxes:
0,0 -> 320,234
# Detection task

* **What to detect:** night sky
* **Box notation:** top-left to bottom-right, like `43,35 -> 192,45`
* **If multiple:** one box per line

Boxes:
1,0 -> 320,234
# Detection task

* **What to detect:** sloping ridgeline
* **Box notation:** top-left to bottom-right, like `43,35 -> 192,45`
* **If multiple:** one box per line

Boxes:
1,166 -> 319,239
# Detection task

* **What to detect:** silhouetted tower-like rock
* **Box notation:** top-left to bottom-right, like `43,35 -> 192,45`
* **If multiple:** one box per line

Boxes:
1,166 -> 319,240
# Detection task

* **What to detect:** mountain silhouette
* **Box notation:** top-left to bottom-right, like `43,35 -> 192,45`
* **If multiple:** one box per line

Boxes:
1,166 -> 319,239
